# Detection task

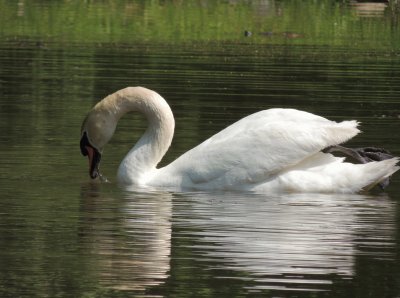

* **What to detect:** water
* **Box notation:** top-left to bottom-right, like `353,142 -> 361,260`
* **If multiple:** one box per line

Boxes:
1,1 -> 400,297
171,192 -> 397,296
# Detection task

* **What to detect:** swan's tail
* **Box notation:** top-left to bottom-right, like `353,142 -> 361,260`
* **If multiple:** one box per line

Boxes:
325,157 -> 399,193
358,158 -> 399,192
269,156 -> 399,193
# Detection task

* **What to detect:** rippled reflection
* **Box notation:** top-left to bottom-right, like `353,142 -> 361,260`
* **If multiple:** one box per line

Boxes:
80,184 -> 172,291
173,192 -> 396,292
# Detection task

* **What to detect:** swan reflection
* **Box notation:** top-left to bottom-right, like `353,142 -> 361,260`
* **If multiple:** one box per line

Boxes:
80,184 -> 172,291
174,192 -> 396,290
79,184 -> 396,292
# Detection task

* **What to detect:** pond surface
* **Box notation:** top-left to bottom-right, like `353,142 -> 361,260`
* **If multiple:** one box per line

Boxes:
0,1 -> 400,297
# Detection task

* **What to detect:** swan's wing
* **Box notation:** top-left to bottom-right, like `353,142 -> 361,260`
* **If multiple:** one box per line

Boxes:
158,109 -> 360,188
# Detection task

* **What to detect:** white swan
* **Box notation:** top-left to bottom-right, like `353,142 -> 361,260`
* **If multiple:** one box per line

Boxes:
80,87 -> 399,193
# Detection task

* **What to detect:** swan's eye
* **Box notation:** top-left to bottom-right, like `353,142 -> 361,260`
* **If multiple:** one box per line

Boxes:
80,132 -> 89,156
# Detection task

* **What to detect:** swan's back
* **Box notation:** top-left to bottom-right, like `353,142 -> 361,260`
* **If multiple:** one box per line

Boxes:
149,108 -> 398,192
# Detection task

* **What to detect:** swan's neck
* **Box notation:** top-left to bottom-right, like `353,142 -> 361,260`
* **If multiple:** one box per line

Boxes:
105,87 -> 175,184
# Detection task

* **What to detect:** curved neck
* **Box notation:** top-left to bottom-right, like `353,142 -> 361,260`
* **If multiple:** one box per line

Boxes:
102,87 -> 175,184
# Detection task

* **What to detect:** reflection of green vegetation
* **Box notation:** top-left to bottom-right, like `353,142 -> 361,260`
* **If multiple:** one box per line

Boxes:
0,0 -> 399,48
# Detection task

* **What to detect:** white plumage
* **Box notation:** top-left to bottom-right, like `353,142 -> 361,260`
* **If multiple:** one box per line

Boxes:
81,87 -> 399,193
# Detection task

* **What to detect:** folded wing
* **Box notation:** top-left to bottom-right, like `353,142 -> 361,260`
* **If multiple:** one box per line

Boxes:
157,109 -> 360,189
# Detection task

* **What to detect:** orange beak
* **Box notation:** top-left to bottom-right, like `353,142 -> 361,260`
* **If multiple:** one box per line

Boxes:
80,132 -> 101,179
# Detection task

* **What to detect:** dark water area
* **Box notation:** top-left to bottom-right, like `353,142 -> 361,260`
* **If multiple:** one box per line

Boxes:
1,1 -> 400,297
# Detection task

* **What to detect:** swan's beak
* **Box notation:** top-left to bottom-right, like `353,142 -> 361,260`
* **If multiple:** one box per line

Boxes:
80,132 -> 102,179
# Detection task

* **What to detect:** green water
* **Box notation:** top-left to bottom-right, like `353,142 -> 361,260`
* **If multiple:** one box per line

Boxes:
1,1 -> 400,297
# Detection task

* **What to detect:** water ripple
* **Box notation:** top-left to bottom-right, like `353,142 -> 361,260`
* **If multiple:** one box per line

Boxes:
173,192 -> 396,292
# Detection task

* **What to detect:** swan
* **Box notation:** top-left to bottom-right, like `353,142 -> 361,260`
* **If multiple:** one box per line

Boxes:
80,87 -> 399,193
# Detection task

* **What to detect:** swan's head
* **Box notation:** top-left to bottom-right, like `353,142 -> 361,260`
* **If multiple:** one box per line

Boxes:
80,107 -> 117,179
